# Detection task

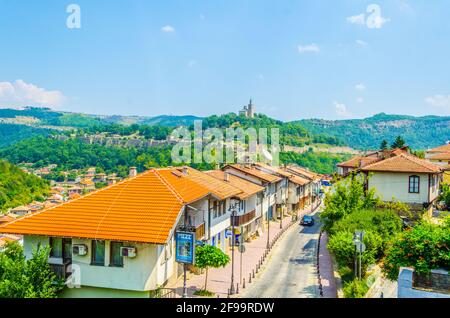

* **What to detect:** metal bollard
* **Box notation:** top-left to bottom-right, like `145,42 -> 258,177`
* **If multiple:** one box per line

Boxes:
236,283 -> 239,294
252,269 -> 255,278
243,278 -> 246,289
249,273 -> 252,283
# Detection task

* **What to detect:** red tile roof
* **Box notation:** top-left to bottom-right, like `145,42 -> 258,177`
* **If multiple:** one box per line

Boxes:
428,152 -> 450,161
428,144 -> 450,153
205,170 -> 264,200
361,153 -> 442,174
224,164 -> 282,183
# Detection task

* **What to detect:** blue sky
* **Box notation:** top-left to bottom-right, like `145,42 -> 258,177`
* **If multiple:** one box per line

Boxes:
1,0 -> 450,120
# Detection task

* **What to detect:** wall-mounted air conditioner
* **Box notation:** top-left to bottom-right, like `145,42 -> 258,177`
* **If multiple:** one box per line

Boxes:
120,247 -> 137,258
73,244 -> 88,256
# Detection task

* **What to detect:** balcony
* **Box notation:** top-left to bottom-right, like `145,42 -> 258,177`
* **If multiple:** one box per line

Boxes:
195,222 -> 206,240
231,210 -> 256,227
49,261 -> 71,280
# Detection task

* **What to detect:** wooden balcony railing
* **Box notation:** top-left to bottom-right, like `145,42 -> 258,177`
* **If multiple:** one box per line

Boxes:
231,210 -> 256,227
195,223 -> 206,240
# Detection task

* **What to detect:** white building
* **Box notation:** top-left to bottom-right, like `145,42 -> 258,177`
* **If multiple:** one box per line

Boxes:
361,153 -> 442,206
0,167 -> 244,298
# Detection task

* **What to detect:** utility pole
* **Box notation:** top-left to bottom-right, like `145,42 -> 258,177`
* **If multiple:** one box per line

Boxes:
182,207 -> 189,298
266,189 -> 270,250
229,200 -> 238,295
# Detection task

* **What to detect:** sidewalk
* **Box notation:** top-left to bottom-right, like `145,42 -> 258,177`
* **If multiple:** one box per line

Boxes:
318,232 -> 338,298
168,207 -> 314,298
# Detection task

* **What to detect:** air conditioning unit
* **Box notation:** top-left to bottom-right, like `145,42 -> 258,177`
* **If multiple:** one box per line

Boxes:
121,247 -> 137,258
73,244 -> 88,256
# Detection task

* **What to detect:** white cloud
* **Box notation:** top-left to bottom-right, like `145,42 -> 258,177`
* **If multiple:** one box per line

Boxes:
334,101 -> 350,117
298,44 -> 320,53
425,95 -> 450,110
356,40 -> 368,47
347,6 -> 390,29
369,15 -> 390,29
355,83 -> 366,91
347,14 -> 366,25
357,97 -> 364,104
0,80 -> 65,108
161,25 -> 175,33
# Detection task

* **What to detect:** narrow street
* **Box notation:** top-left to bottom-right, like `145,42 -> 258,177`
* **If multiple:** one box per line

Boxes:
241,208 -> 322,298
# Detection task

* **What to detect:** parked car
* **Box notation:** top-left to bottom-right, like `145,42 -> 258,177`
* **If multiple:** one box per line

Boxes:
300,215 -> 315,226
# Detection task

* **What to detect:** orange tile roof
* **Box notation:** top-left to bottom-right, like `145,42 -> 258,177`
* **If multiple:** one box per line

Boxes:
288,174 -> 311,186
428,144 -> 450,153
287,166 -> 321,181
428,152 -> 450,160
254,163 -> 310,186
161,167 -> 242,200
337,156 -> 381,169
0,215 -> 14,225
155,168 -> 212,203
225,164 -> 282,183
205,170 -> 264,200
0,169 -> 210,244
361,153 -> 442,174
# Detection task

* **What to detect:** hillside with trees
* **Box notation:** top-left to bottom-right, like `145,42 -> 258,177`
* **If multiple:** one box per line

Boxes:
297,113 -> 450,150
0,160 -> 50,212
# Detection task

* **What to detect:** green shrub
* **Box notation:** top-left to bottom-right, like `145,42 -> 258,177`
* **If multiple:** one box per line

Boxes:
328,230 -> 383,276
382,222 -> 450,281
343,279 -> 369,298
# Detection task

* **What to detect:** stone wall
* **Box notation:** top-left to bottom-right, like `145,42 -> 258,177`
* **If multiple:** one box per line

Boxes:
398,267 -> 450,298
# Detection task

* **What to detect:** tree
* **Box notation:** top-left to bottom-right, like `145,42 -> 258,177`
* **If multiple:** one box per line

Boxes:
391,136 -> 406,149
0,242 -> 64,298
382,222 -> 450,281
195,245 -> 230,292
320,174 -> 379,231
380,140 -> 388,150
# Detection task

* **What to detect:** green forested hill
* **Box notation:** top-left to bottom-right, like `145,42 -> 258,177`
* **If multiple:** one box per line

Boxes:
0,124 -> 53,148
0,160 -> 50,212
297,113 -> 450,150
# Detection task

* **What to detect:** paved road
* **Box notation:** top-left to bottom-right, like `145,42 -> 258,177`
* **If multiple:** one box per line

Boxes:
241,209 -> 322,298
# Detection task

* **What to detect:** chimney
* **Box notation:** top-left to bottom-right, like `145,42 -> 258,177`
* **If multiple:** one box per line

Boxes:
129,167 -> 137,178
224,172 -> 230,182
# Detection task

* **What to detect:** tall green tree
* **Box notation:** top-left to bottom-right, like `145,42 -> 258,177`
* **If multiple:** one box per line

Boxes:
380,139 -> 388,150
391,136 -> 406,149
0,242 -> 64,298
195,245 -> 230,291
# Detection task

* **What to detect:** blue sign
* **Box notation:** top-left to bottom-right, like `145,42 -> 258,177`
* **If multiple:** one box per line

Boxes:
225,229 -> 232,238
175,231 -> 195,264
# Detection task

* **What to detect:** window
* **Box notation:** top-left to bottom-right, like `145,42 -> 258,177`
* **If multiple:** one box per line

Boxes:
409,175 -> 420,193
213,201 -> 218,219
50,238 -> 63,258
110,241 -> 123,267
91,240 -> 105,266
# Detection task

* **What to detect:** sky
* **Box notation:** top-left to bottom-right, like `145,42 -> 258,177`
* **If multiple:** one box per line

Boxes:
1,0 -> 450,121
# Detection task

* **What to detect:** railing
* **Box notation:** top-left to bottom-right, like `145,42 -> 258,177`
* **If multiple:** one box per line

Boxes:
195,222 -> 206,240
231,210 -> 256,227
49,262 -> 71,280
150,288 -> 176,298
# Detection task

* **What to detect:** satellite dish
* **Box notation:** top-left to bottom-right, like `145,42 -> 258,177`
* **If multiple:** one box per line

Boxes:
261,148 -> 273,162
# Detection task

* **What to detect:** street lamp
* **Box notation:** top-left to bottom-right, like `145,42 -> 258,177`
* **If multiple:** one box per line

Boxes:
265,188 -> 270,250
228,198 -> 240,295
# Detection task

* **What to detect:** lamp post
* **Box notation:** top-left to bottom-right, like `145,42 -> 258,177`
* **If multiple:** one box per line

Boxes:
229,199 -> 240,295
265,189 -> 270,250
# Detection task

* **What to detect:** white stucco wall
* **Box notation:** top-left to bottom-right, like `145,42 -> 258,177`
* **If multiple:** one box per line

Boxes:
23,235 -> 171,293
368,172 -> 437,204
